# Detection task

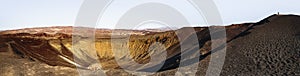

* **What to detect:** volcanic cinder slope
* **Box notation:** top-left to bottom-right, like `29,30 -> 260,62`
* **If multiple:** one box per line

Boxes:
0,14 -> 299,76
220,14 -> 300,75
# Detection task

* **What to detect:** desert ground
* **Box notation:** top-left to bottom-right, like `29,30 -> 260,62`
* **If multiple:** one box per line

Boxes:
0,14 -> 299,76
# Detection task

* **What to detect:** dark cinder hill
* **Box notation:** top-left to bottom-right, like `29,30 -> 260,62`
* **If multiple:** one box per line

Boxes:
221,15 -> 300,75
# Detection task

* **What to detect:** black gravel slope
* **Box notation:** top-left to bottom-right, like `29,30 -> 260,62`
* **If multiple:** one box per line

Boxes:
221,15 -> 300,75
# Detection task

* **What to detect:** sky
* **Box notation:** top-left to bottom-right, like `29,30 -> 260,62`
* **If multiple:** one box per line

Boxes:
0,0 -> 299,30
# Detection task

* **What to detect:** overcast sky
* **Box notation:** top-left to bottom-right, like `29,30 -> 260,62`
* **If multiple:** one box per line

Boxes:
0,0 -> 299,30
